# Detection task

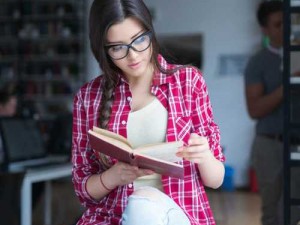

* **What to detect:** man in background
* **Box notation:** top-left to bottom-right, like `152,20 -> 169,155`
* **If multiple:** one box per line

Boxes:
244,1 -> 283,225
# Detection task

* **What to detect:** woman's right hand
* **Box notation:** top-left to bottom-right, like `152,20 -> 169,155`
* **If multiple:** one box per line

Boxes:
103,161 -> 154,189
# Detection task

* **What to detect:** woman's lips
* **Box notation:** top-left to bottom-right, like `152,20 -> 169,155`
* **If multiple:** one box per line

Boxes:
128,62 -> 140,69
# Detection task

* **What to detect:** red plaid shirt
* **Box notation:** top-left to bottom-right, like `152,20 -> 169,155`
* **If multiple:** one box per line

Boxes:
72,55 -> 225,225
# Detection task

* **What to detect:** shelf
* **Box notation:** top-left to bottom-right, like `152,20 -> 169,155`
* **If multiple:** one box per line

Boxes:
291,152 -> 300,161
21,55 -> 78,62
0,37 -> 19,43
23,95 -> 73,102
292,24 -> 300,32
21,0 -> 77,3
290,83 -> 300,92
0,0 -> 86,119
0,16 -> 20,22
290,45 -> 300,51
22,14 -> 79,21
289,160 -> 300,167
284,1 -> 300,224
290,198 -> 300,205
291,0 -> 300,6
290,159 -> 300,167
291,6 -> 300,13
290,77 -> 300,84
18,76 -> 76,82
290,122 -> 300,128
0,56 -> 19,63
19,35 -> 83,43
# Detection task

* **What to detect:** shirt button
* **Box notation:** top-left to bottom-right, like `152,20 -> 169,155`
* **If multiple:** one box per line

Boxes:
127,96 -> 132,102
121,120 -> 126,125
128,183 -> 133,188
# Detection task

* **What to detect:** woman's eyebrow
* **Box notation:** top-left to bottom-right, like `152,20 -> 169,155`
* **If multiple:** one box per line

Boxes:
106,30 -> 145,45
131,30 -> 145,39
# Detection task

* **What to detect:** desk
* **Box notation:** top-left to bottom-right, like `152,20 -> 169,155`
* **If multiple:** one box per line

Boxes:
21,163 -> 72,225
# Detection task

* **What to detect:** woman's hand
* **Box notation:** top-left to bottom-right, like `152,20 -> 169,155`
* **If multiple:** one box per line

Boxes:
103,161 -> 154,189
86,162 -> 154,200
176,133 -> 224,189
176,133 -> 214,164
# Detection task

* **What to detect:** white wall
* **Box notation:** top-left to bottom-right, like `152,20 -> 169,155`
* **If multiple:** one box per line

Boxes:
85,0 -> 263,187
144,0 -> 262,187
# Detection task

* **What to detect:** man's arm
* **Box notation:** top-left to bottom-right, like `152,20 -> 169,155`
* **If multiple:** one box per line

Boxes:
245,83 -> 283,119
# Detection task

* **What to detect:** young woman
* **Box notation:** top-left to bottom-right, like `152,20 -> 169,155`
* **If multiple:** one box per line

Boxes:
72,0 -> 225,224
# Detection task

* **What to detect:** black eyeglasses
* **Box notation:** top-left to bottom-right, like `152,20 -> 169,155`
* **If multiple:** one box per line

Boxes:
105,31 -> 152,60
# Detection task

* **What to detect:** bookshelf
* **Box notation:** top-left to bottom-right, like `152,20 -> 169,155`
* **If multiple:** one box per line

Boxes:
0,0 -> 86,119
283,0 -> 300,224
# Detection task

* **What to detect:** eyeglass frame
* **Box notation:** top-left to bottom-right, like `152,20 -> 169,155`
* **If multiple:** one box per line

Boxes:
105,31 -> 153,60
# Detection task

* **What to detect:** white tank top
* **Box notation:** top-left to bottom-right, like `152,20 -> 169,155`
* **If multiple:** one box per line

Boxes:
127,98 -> 168,191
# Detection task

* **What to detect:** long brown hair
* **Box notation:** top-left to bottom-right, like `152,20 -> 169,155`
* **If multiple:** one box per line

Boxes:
89,0 -> 162,127
89,0 -> 182,167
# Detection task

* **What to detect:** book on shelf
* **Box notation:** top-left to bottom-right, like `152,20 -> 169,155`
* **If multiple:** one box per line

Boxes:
291,0 -> 300,7
291,145 -> 300,160
88,126 -> 184,179
291,152 -> 300,160
290,76 -> 300,84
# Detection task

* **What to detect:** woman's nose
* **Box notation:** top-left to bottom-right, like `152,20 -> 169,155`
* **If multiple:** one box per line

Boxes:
127,47 -> 139,60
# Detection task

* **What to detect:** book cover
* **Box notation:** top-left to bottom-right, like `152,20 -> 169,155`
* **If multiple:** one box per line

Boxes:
88,126 -> 184,179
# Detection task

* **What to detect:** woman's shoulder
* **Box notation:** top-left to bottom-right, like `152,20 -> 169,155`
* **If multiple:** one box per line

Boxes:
172,64 -> 204,83
160,55 -> 202,75
75,75 -> 104,99
157,55 -> 205,87
79,75 -> 103,92
169,65 -> 208,96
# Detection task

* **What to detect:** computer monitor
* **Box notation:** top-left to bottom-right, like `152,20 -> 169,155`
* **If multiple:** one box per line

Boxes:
0,117 -> 46,163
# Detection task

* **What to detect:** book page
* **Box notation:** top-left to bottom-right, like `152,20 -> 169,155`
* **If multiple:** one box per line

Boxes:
89,130 -> 133,152
92,126 -> 132,148
135,141 -> 183,163
89,129 -> 184,178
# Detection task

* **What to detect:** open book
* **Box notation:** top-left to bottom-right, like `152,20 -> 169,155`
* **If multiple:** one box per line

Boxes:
88,126 -> 184,179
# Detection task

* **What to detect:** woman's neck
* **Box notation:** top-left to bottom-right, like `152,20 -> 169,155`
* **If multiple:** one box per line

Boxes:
127,64 -> 154,89
127,65 -> 155,112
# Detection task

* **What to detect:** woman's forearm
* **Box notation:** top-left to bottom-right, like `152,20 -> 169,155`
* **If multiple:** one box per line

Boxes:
86,171 -> 114,200
198,158 -> 225,189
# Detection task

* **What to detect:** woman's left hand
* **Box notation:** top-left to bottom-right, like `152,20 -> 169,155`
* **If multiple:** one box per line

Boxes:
176,133 -> 214,164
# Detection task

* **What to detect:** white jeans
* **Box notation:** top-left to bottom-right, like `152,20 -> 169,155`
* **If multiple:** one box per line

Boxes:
122,186 -> 190,225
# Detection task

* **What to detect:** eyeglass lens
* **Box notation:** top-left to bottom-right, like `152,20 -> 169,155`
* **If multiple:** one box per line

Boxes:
107,32 -> 151,60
